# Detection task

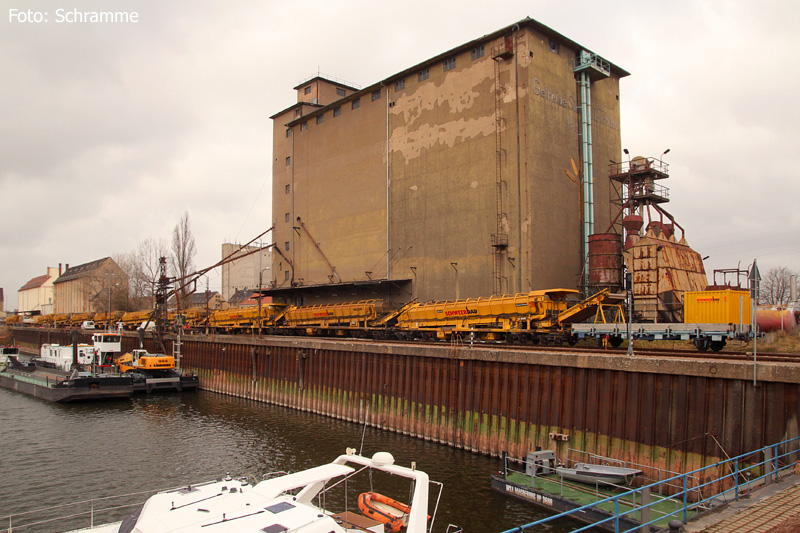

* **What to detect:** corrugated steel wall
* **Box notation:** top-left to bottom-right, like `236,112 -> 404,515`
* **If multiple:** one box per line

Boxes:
12,329 -> 800,477
174,336 -> 800,479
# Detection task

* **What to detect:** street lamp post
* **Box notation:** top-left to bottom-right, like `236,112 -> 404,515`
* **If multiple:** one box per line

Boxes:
258,269 -> 263,336
105,273 -> 117,332
256,241 -> 264,336
258,267 -> 270,335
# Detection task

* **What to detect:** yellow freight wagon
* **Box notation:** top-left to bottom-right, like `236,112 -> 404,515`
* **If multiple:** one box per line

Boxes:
67,312 -> 95,327
684,289 -> 751,325
208,304 -> 287,332
51,313 -> 71,327
397,289 -> 580,332
93,311 -> 124,329
282,300 -> 393,330
120,310 -> 155,330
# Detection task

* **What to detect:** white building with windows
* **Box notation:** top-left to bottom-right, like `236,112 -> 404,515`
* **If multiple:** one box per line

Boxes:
18,267 -> 59,315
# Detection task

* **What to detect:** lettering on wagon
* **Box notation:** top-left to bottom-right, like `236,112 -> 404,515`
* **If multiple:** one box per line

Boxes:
443,309 -> 478,317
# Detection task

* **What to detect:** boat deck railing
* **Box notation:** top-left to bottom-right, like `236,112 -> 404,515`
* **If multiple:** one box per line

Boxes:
1,487 -> 171,532
500,435 -> 800,533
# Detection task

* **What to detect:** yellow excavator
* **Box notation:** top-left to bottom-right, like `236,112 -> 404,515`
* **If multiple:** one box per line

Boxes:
115,349 -> 175,373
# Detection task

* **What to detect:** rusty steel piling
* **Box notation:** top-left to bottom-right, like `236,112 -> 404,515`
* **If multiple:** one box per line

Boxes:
11,328 -> 800,480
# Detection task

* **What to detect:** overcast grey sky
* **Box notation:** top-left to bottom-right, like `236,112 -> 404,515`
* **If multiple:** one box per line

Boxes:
2,0 -> 797,310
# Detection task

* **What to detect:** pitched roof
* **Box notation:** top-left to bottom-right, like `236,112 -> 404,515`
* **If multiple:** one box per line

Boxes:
20,274 -> 51,291
170,291 -> 221,308
54,258 -> 111,284
228,289 -> 258,306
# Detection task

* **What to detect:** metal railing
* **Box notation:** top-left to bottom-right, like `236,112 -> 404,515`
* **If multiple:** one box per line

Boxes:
499,435 -> 800,533
563,448 -> 700,498
1,487 -> 175,532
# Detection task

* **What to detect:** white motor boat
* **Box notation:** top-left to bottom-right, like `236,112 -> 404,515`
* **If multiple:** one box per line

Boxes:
556,462 -> 643,486
63,449 -> 437,533
525,449 -> 643,486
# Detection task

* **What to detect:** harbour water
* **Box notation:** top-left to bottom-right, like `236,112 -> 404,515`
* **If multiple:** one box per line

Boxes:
0,388 -> 570,533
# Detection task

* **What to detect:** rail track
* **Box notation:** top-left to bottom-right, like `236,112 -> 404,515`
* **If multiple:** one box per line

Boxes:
369,337 -> 799,363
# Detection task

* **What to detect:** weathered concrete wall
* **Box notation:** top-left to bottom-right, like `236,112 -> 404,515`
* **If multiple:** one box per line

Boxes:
180,333 -> 800,477
270,21 -> 627,303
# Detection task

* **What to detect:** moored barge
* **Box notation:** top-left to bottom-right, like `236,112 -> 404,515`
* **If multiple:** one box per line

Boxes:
491,450 -> 696,532
0,356 -> 134,402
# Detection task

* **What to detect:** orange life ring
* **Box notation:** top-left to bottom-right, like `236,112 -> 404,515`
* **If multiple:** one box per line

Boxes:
358,492 -> 411,532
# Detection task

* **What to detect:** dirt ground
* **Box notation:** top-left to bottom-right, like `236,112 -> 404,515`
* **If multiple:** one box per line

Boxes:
766,512 -> 800,532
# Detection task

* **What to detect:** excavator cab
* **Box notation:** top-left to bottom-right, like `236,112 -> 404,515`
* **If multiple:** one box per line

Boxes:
115,349 -> 175,373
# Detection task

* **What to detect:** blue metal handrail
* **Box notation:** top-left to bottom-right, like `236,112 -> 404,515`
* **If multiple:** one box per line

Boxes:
499,436 -> 800,533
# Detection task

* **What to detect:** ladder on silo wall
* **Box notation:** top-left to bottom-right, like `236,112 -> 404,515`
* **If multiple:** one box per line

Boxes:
491,37 -> 513,296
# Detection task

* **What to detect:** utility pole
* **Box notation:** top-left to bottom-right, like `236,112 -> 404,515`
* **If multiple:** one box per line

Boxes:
749,260 -> 761,386
258,242 -> 263,336
626,271 -> 634,356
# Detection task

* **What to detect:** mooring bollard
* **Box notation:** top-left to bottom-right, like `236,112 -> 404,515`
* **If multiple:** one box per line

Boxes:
668,520 -> 684,532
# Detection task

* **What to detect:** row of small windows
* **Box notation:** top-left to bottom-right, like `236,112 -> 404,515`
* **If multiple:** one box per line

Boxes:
394,45 -> 483,91
287,93 -> 375,136
288,45 -> 483,132
303,85 -> 348,97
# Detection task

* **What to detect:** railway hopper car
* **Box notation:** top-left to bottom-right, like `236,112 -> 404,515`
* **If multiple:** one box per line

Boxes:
207,304 -> 287,333
66,312 -> 95,328
119,310 -> 155,330
395,289 -> 624,343
175,307 -> 210,329
51,313 -> 72,327
275,299 -> 397,337
92,311 -> 125,330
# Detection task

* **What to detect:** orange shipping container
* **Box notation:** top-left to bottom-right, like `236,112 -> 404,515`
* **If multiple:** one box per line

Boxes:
684,290 -> 751,325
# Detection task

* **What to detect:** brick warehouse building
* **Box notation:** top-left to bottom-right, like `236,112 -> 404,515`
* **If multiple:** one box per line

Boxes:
269,17 -> 628,305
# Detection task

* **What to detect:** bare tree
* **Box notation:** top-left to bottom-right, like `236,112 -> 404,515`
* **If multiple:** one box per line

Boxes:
761,266 -> 797,306
82,261 -> 130,313
115,238 -> 170,311
171,211 -> 197,298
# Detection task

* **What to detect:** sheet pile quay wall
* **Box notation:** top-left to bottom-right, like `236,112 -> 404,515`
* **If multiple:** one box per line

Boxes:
13,328 -> 800,475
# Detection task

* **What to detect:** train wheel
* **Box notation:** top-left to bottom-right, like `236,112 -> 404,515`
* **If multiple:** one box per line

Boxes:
609,336 -> 624,348
694,338 -> 711,351
710,340 -> 726,352
567,335 -> 578,346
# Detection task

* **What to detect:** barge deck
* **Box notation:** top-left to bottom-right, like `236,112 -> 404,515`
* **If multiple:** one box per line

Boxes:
0,363 -> 134,402
491,452 -> 701,532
